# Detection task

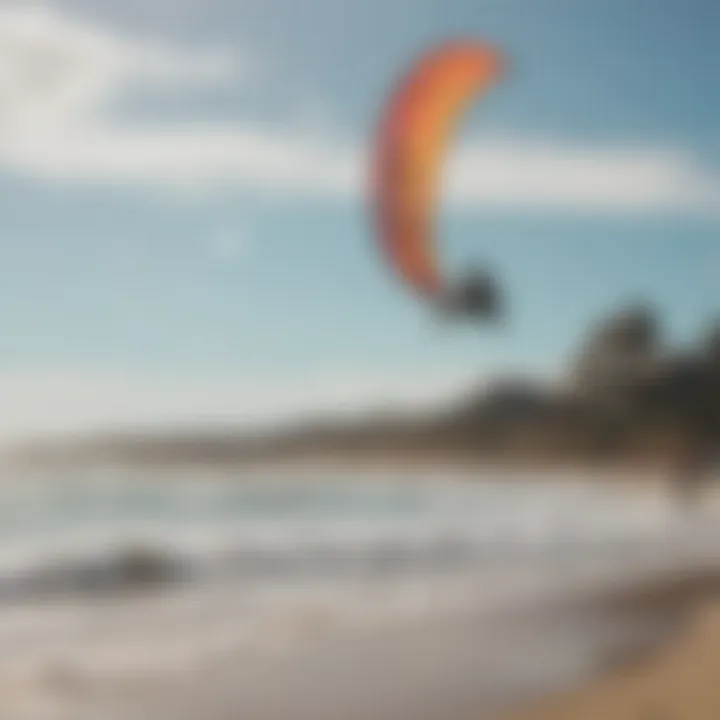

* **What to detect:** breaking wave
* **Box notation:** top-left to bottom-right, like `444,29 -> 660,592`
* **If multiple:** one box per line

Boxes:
0,467 -> 716,603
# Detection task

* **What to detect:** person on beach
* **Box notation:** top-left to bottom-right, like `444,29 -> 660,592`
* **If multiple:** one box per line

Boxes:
671,429 -> 716,510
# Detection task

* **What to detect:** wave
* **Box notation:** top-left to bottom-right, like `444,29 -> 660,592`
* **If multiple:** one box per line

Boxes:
0,474 -> 716,604
2,523 -> 719,605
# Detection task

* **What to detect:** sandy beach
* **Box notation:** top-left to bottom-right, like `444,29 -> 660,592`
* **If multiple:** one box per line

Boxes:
18,566 -> 717,720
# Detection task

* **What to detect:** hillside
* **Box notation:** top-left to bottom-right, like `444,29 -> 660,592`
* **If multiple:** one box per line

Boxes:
9,303 -> 720,471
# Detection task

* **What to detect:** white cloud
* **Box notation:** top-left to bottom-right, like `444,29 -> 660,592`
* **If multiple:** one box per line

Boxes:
444,140 -> 720,215
0,5 -> 238,134
0,365 -> 487,447
0,5 -> 717,217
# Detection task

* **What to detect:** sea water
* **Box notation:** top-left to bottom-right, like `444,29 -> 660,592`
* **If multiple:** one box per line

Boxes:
0,465 -> 716,597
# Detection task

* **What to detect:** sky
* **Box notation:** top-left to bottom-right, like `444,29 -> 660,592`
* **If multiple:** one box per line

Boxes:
0,0 -> 717,442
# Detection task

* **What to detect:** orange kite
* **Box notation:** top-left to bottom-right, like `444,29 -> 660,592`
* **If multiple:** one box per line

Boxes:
372,40 -> 505,307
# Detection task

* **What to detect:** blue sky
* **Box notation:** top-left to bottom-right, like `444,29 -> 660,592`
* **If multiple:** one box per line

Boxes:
0,0 -> 717,440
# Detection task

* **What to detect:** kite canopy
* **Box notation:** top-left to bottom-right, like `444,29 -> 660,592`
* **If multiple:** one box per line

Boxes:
372,40 -> 504,304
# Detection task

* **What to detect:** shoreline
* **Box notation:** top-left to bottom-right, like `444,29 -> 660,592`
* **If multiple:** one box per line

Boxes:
503,570 -> 720,720
5,451 -> 717,480
0,469 -> 717,717
25,560 -> 719,720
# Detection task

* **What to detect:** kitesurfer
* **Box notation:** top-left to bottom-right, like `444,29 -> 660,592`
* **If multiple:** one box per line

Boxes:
441,266 -> 503,322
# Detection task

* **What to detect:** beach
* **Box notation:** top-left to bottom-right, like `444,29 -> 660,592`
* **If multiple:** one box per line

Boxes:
9,562 -> 718,720
0,467 -> 718,719
507,582 -> 720,720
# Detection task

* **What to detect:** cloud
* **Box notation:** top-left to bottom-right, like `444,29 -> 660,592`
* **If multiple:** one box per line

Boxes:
0,5 -> 238,134
444,140 -> 720,216
0,5 -> 717,217
0,365 -> 487,446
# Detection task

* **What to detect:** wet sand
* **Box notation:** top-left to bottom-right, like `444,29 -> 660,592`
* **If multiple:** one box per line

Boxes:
24,566 -> 714,720
504,572 -> 720,720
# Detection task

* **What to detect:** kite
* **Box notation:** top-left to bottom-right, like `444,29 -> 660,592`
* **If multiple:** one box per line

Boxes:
371,40 -> 506,321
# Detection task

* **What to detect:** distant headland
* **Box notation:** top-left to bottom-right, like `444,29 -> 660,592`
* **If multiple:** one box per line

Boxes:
9,302 -> 720,475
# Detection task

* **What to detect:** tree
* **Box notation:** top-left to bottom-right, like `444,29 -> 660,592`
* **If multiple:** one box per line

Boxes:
571,301 -> 663,401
